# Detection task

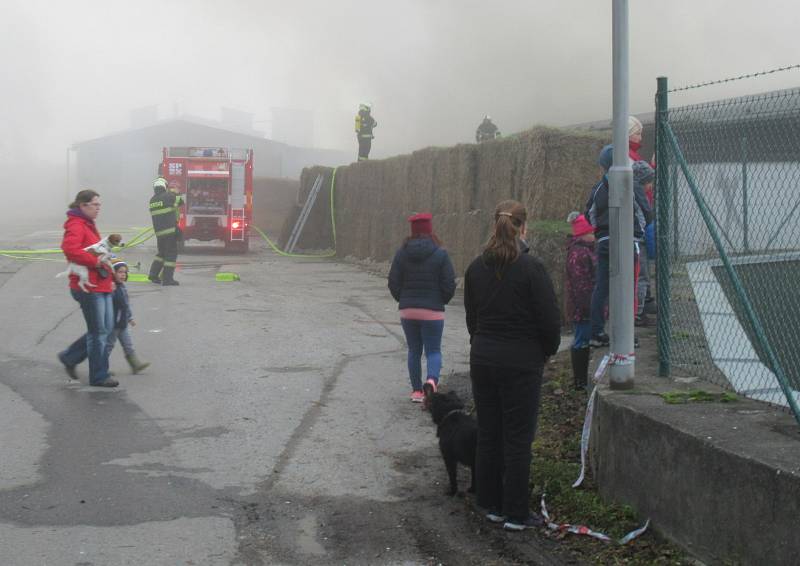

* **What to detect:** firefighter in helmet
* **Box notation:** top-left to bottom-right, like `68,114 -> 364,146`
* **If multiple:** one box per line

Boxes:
147,176 -> 180,286
475,115 -> 501,143
355,103 -> 377,161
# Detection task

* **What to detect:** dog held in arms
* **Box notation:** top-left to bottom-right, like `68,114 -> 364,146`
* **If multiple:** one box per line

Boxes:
426,389 -> 477,496
57,234 -> 123,292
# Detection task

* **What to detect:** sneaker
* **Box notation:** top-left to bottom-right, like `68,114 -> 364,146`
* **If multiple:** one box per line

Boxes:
91,378 -> 119,388
485,511 -> 506,524
410,390 -> 425,403
423,378 -> 437,395
634,336 -> 640,349
503,514 -> 545,531
162,280 -> 180,286
57,353 -> 78,380
589,333 -> 610,348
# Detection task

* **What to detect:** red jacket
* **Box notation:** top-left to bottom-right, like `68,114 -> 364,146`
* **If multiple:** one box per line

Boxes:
61,209 -> 113,293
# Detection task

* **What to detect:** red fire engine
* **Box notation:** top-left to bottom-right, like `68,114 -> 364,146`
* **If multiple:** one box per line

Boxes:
160,147 -> 254,252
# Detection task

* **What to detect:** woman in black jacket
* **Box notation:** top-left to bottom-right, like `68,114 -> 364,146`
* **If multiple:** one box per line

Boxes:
388,213 -> 456,403
464,200 -> 561,531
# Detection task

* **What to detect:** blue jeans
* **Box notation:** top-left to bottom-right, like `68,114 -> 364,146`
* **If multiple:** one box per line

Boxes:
400,318 -> 444,391
572,321 -> 592,349
590,239 -> 610,337
59,290 -> 114,385
107,327 -> 135,357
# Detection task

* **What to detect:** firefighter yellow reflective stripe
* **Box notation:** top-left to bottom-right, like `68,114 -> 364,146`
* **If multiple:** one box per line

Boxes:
152,255 -> 163,264
162,260 -> 177,267
150,207 -> 175,216
154,227 -> 176,236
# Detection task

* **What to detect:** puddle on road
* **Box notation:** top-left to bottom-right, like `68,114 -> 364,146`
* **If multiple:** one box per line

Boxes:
296,514 -> 326,556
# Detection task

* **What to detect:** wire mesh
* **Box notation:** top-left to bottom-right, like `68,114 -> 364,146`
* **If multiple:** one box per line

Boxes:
656,86 -> 800,420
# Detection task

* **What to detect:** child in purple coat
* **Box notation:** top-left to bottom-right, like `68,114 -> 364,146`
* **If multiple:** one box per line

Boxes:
566,212 -> 596,389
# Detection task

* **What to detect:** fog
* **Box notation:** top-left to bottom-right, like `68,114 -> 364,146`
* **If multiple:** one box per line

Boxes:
1,0 -> 798,223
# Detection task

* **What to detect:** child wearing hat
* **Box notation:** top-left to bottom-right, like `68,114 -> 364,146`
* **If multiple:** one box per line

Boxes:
566,212 -> 596,389
388,213 -> 456,402
108,261 -> 150,374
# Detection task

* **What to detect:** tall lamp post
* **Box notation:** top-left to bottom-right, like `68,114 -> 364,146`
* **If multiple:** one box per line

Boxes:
608,0 -> 635,388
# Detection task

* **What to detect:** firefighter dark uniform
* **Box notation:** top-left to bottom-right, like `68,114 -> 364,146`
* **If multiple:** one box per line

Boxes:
475,116 -> 500,143
148,178 -> 180,286
355,104 -> 377,161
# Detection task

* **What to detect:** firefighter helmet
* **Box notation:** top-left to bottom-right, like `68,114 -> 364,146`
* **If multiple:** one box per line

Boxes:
153,177 -> 167,190
359,102 -> 372,112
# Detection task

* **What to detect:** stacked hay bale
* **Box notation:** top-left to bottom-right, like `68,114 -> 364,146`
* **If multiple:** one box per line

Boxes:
281,126 -> 608,313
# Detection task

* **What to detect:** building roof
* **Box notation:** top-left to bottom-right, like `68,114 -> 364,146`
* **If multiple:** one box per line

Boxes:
71,115 -> 274,149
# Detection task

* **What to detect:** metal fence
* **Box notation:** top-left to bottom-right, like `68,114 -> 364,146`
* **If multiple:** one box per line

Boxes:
655,76 -> 800,425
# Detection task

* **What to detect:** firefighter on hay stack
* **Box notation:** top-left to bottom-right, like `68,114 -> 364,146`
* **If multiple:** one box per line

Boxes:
147,177 -> 180,286
355,102 -> 377,161
475,115 -> 501,143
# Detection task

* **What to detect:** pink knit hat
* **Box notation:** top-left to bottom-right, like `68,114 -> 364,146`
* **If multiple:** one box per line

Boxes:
569,212 -> 594,237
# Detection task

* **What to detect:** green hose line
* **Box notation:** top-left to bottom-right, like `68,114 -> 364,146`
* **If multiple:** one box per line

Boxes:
252,167 -> 338,259
0,227 -> 154,260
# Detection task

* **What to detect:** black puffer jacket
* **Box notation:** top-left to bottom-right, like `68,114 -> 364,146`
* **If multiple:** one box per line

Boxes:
465,251 -> 561,370
388,238 -> 456,311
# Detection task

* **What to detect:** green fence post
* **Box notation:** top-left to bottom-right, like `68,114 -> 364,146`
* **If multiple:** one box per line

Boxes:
664,121 -> 800,426
656,76 -> 671,377
741,135 -> 749,253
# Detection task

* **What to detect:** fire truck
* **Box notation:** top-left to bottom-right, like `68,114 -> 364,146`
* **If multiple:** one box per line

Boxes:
160,147 -> 254,252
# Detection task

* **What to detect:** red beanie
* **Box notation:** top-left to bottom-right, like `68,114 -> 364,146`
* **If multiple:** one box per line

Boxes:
408,212 -> 433,236
571,214 -> 594,237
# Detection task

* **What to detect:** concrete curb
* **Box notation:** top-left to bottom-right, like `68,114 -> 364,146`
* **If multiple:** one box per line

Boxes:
591,376 -> 800,565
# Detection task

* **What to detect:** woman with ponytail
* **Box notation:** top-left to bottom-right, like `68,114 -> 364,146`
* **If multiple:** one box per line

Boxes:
464,200 -> 561,531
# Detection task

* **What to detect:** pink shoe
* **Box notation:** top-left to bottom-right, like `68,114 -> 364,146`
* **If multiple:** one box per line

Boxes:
410,390 -> 425,403
423,378 -> 438,395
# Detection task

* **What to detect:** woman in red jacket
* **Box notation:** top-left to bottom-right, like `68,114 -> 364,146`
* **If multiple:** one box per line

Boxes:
57,190 -> 118,387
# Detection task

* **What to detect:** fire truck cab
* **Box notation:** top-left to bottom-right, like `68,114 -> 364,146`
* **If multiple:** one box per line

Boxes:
160,147 -> 253,252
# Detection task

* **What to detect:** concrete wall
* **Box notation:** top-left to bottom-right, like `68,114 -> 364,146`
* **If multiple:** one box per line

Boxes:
282,126 -> 609,288
592,381 -> 800,565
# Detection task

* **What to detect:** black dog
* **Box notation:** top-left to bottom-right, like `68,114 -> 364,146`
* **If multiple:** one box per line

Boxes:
427,390 -> 477,496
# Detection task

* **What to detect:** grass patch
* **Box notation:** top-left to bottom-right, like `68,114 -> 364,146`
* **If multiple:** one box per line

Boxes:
531,354 -> 693,564
661,389 -> 738,404
529,220 -> 571,237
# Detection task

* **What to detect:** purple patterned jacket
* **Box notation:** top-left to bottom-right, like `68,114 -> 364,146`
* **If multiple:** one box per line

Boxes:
565,237 -> 596,323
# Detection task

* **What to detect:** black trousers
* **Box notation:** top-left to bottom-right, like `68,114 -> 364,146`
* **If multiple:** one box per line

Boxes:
357,137 -> 372,161
148,233 -> 178,281
470,363 -> 543,522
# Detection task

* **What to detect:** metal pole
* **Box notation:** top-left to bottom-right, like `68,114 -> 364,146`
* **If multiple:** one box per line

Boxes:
656,76 -> 671,377
65,147 -> 71,205
608,0 -> 635,388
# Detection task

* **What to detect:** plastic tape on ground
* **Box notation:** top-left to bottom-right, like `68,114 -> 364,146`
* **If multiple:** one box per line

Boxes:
540,495 -> 650,545
573,353 -> 633,488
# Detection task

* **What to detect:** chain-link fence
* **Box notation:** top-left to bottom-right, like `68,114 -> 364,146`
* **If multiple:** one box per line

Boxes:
655,77 -> 800,424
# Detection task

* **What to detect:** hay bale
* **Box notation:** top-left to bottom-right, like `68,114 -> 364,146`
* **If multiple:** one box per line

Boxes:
279,126 -> 610,301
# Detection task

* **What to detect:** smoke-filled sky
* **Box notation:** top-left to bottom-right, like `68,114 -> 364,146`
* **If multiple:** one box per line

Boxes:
2,0 -> 799,170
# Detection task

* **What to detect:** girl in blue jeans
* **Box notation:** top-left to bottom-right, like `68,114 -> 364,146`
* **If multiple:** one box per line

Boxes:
388,213 -> 456,402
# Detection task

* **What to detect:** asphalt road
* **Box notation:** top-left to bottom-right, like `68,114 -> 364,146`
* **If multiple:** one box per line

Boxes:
0,224 -> 567,566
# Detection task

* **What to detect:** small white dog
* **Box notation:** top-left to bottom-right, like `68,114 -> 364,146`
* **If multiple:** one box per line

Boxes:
57,234 -> 123,292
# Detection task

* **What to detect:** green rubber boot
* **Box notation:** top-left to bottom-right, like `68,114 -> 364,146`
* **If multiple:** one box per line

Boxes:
126,353 -> 150,374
